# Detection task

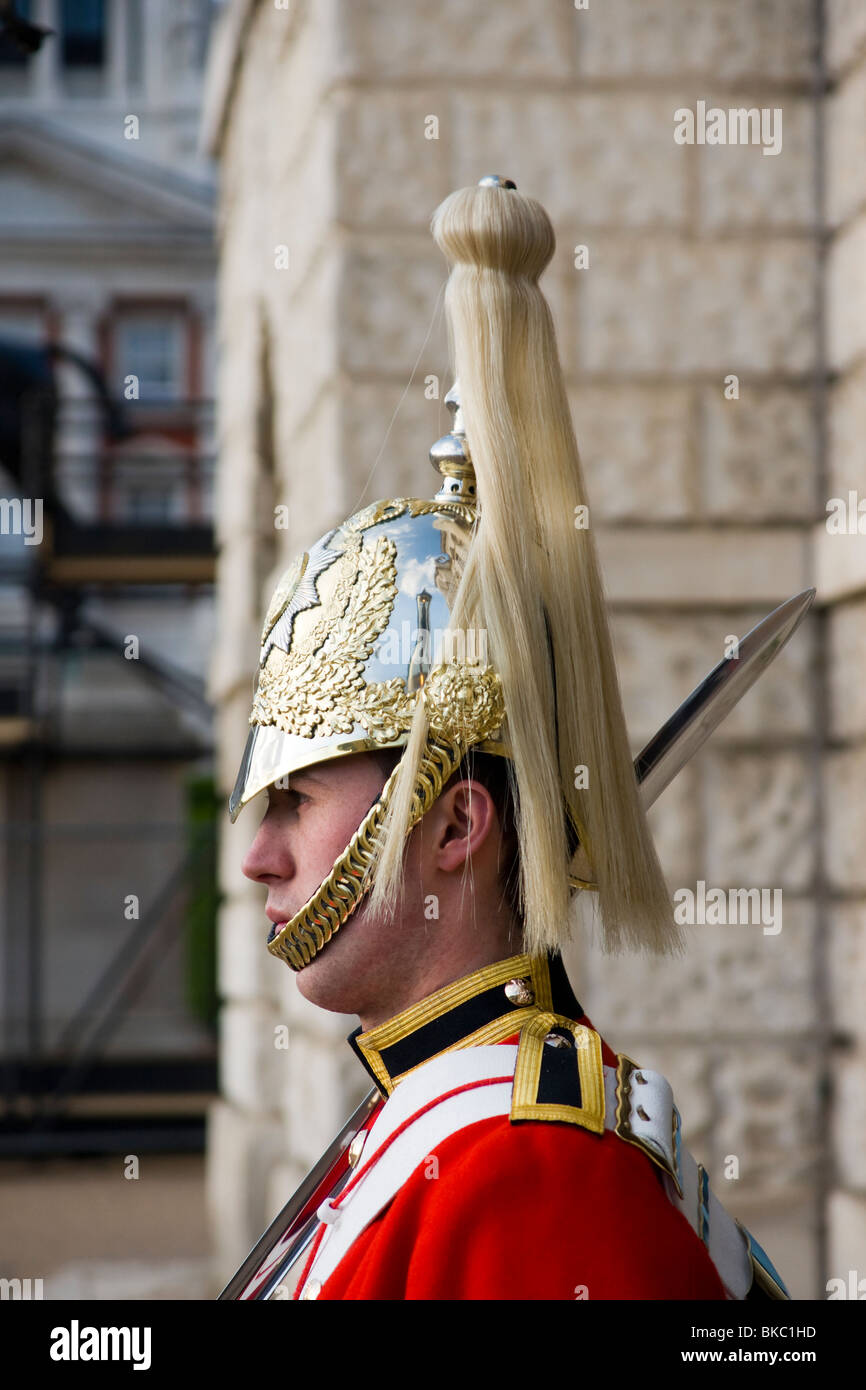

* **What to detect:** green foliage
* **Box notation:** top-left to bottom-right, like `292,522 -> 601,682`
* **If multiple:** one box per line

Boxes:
185,773 -> 221,1030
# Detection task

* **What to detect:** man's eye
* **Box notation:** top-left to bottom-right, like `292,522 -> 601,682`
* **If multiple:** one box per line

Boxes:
266,784 -> 310,811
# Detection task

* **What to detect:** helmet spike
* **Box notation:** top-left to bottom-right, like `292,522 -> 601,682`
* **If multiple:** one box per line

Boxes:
233,180 -> 679,969
429,379 -> 476,506
478,174 -> 517,189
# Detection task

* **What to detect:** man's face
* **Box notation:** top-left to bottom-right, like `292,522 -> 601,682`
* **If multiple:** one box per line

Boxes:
240,752 -> 390,946
240,749 -> 515,1027
241,750 -> 436,1021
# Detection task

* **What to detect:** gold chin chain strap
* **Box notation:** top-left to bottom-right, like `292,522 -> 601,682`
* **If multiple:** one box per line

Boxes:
268,734 -> 466,970
268,659 -> 506,970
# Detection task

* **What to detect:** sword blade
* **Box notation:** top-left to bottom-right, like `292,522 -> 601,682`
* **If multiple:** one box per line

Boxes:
220,586 -> 816,1298
217,1089 -> 380,1300
635,588 -> 815,808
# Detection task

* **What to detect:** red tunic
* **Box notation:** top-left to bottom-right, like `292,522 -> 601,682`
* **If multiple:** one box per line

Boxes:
316,1024 -> 727,1301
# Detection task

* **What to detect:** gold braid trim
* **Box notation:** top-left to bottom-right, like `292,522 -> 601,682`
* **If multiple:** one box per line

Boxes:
268,733 -> 467,970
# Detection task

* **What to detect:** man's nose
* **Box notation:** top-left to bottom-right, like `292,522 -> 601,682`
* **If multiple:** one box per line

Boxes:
241,815 -> 294,883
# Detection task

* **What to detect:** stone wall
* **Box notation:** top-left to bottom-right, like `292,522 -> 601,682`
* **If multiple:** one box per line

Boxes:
820,0 -> 866,1301
203,0 -> 864,1300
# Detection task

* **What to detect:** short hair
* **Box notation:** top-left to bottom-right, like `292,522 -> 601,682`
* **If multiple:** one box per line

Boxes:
370,746 -> 521,923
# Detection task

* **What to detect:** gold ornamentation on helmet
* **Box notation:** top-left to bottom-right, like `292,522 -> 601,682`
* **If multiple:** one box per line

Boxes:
230,391 -> 516,968
249,498 -> 483,750
420,659 -> 504,743
253,530 -> 405,741
233,176 -> 680,969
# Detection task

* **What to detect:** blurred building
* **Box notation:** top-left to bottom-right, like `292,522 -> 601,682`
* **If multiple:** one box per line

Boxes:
202,0 -> 866,1299
0,0 -> 221,1165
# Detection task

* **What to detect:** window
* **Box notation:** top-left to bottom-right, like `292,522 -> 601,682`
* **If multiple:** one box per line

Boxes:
113,314 -> 187,402
0,0 -> 34,67
0,305 -> 47,348
124,486 -> 173,525
60,0 -> 105,68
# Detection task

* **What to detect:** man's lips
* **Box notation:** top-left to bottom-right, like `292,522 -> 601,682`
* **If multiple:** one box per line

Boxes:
265,908 -> 290,943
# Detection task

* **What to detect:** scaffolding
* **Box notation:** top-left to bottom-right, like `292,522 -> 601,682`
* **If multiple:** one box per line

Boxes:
0,337 -> 218,1156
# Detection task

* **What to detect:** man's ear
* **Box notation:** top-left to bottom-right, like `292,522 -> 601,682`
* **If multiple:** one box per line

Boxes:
434,778 -> 498,873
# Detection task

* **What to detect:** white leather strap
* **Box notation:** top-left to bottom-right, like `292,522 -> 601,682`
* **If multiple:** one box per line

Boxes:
303,1047 -> 517,1291
613,1064 -> 752,1300
298,1045 -> 754,1300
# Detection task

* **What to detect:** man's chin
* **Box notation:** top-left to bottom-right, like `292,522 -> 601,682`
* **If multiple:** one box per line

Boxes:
291,900 -> 374,1015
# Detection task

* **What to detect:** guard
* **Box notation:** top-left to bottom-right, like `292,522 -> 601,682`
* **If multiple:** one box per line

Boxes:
223,177 -> 799,1302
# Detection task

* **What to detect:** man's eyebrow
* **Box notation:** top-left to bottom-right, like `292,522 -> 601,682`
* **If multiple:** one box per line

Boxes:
267,770 -> 325,801
288,769 -> 325,787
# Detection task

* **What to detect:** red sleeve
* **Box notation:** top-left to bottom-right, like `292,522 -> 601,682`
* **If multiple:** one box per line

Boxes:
320,1116 -> 727,1301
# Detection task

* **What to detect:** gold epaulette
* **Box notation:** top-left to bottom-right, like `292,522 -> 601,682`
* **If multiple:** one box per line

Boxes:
509,1011 -> 606,1132
510,1024 -> 792,1300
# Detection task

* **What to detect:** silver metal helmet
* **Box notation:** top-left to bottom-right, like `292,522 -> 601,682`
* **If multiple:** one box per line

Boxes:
229,386 -> 511,970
